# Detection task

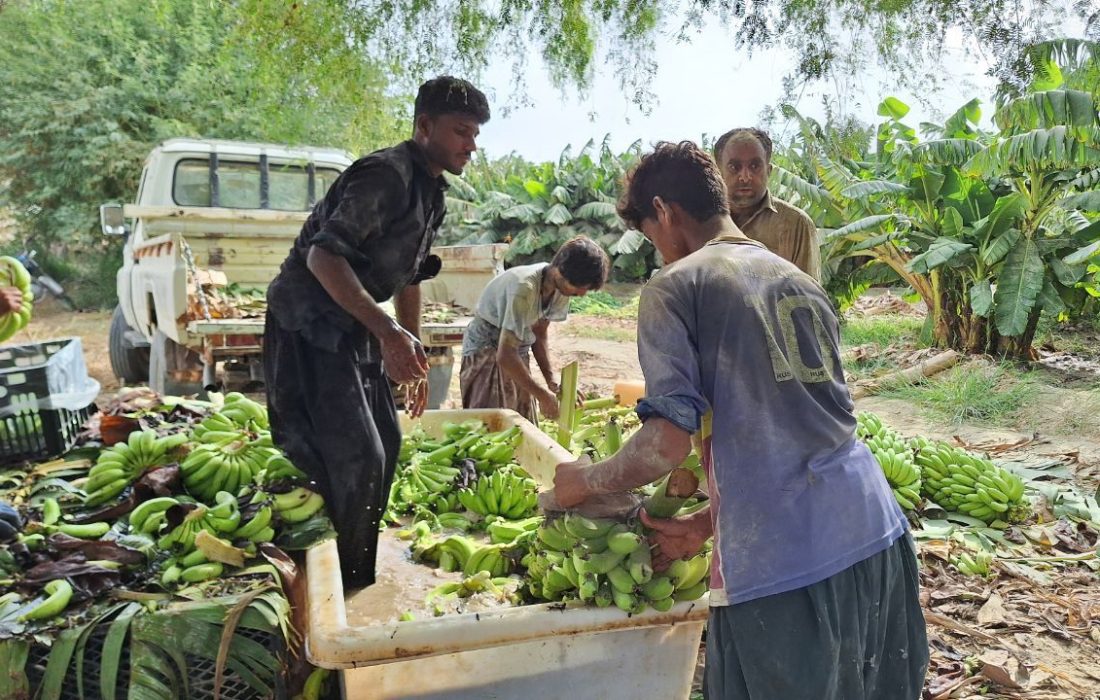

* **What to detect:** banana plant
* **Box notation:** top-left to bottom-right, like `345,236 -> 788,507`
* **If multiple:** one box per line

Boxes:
776,81 -> 1100,358
440,136 -> 655,279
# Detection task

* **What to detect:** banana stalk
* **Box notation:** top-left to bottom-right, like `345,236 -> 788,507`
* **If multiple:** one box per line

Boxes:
643,468 -> 699,518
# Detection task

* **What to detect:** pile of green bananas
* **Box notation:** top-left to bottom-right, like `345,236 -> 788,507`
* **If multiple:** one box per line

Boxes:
154,489 -> 301,587
457,469 -> 538,520
856,412 -> 922,511
526,514 -> 708,613
916,442 -> 1029,525
539,399 -> 641,459
388,422 -> 524,520
952,549 -> 994,577
157,492 -> 246,551
181,413 -> 282,502
84,430 -> 190,506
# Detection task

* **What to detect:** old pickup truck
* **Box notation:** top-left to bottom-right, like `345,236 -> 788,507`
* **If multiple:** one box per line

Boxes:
100,138 -> 505,405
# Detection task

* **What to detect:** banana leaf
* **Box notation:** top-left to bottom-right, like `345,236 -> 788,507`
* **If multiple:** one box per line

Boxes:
1059,190 -> 1100,211
994,236 -> 1045,336
906,237 -> 974,273
0,638 -> 30,699
610,229 -> 646,255
573,200 -> 618,222
839,180 -> 910,199
1037,276 -> 1067,316
543,202 -> 572,225
970,279 -> 994,317
912,138 -> 985,165
827,214 -> 902,239
994,89 -> 1098,132
981,228 -> 1021,266
102,601 -> 144,700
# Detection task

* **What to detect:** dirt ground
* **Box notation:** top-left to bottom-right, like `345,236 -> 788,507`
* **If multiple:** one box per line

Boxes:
15,301 -> 1100,699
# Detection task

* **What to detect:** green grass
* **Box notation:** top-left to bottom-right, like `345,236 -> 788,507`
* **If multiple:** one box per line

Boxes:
840,315 -> 925,349
563,325 -> 637,343
879,362 -> 1036,426
1033,312 -> 1100,359
570,291 -> 639,319
839,314 -> 927,381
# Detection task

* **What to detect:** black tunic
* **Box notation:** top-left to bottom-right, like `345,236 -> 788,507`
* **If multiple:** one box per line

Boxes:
263,140 -> 445,589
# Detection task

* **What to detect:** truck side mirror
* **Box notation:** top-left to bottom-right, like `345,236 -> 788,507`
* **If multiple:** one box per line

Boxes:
100,204 -> 127,236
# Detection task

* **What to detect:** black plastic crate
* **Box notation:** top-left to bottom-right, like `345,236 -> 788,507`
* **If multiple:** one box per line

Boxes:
0,338 -> 97,464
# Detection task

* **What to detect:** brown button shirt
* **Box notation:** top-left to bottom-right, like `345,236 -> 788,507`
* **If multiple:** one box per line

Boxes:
733,190 -> 821,280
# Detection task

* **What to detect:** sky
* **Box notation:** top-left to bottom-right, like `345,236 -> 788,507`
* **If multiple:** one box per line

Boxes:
473,22 -> 1000,162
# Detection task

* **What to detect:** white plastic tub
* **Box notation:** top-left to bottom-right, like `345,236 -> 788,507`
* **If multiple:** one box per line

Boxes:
305,409 -> 707,700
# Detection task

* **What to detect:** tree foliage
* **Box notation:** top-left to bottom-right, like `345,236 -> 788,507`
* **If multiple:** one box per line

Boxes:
320,0 -> 1097,109
0,0 -> 404,305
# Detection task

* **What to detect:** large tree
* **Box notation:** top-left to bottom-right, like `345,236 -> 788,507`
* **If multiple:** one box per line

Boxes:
0,0 -> 404,304
318,0 -> 1097,107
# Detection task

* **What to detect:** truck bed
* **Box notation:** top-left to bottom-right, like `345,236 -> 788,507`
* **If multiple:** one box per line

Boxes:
185,316 -> 472,349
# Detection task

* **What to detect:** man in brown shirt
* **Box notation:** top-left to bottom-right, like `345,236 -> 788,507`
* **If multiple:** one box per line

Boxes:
713,127 -> 821,280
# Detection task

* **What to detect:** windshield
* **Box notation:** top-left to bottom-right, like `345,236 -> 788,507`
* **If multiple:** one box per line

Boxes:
173,158 -> 341,211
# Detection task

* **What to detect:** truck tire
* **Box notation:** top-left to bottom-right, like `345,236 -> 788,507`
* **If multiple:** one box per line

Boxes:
109,305 -> 149,385
149,329 -> 204,397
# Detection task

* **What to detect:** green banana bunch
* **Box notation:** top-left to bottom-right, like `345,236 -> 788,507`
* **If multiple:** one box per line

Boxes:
856,411 -> 923,511
196,392 -> 269,433
462,543 -> 512,577
527,514 -> 710,612
424,571 -> 522,615
486,515 -> 543,545
456,469 -> 538,519
157,497 -> 241,552
234,494 -> 277,544
270,486 -> 326,524
406,456 -> 461,497
0,256 -> 33,342
84,430 -> 189,506
128,496 -> 180,536
180,439 -> 275,503
952,549 -> 993,577
916,441 -> 1030,525
160,548 -> 226,587
432,511 -> 474,531
259,453 -> 307,484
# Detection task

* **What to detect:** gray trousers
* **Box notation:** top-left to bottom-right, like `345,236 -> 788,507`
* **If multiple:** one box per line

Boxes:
705,534 -> 928,700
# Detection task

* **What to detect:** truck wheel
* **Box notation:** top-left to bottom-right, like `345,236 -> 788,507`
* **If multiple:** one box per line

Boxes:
109,305 -> 149,385
149,329 -> 204,397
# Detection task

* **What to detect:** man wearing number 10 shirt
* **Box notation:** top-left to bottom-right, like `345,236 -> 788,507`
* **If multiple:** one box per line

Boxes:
551,142 -> 927,698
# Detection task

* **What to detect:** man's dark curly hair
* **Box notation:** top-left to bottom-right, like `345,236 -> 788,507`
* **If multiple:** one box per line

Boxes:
414,76 -> 491,124
712,127 -> 773,162
549,237 -> 610,289
617,141 -> 729,231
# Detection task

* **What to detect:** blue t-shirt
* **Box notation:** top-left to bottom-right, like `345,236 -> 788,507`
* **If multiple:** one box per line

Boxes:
636,234 -> 906,606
